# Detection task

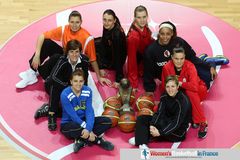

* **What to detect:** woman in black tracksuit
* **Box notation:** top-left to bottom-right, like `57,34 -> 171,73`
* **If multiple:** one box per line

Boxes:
95,9 -> 127,86
143,21 -> 217,93
34,39 -> 90,131
129,75 -> 191,148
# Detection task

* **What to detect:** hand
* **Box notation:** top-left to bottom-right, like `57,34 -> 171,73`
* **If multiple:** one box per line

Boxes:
111,82 -> 120,88
99,77 -> 112,86
88,132 -> 96,142
210,67 -> 217,80
133,88 -> 138,93
100,69 -> 107,77
179,81 -> 183,87
150,125 -> 160,137
81,129 -> 90,139
31,54 -> 40,70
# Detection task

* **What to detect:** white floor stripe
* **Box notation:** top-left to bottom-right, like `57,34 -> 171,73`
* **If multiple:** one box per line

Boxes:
0,129 -> 41,160
0,114 -> 48,158
56,9 -> 72,27
201,26 -> 223,73
47,143 -> 73,160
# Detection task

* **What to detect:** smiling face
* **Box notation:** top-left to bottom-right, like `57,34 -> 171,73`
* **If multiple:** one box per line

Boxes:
165,80 -> 179,97
70,75 -> 85,93
103,13 -> 116,30
158,27 -> 174,45
69,16 -> 82,32
68,48 -> 80,64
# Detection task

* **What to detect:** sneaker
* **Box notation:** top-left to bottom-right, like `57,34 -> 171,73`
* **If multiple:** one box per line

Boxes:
191,123 -> 199,129
204,55 -> 229,65
34,103 -> 49,119
73,139 -> 87,153
198,53 -> 208,61
48,115 -> 57,131
96,137 -> 114,151
128,137 -> 136,146
16,70 -> 38,88
198,123 -> 208,139
19,68 -> 37,79
139,144 -> 149,150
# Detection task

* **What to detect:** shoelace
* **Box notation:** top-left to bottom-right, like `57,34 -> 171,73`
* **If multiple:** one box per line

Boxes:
39,105 -> 48,115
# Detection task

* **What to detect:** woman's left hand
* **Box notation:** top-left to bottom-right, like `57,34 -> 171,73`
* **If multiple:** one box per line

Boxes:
99,77 -> 112,86
210,67 -> 217,80
88,132 -> 96,142
150,125 -> 160,137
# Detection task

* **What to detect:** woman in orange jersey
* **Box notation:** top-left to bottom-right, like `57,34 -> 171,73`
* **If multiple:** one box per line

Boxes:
16,10 -> 111,89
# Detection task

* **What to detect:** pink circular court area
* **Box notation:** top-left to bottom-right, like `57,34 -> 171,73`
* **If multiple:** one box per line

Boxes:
0,0 -> 240,159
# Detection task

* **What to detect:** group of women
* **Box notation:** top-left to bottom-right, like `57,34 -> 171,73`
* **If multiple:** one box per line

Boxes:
15,5 -> 217,152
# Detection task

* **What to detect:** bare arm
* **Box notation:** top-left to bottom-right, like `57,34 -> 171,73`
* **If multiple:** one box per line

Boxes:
31,34 -> 45,70
91,61 -> 112,86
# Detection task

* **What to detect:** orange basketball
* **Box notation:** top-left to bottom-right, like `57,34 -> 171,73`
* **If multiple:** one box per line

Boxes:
103,96 -> 122,111
136,94 -> 154,111
102,108 -> 119,127
118,113 -> 136,133
137,108 -> 153,116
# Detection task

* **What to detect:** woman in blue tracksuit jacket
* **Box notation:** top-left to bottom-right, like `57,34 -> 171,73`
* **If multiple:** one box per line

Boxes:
60,69 -> 114,153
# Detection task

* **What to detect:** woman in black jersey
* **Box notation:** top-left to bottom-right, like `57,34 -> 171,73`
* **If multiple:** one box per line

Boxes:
95,9 -> 127,87
143,21 -> 217,93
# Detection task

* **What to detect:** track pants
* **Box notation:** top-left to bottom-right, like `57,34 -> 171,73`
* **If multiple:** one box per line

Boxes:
60,117 -> 112,140
135,115 -> 185,146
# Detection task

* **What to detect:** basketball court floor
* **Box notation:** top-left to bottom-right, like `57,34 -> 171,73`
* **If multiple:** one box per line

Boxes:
0,0 -> 240,159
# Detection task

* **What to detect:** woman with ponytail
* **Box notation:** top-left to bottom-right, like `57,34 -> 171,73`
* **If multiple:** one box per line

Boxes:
95,9 -> 127,87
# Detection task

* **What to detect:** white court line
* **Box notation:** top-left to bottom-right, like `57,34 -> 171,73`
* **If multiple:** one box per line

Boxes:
56,9 -> 72,27
0,129 -> 41,160
0,114 -> 48,158
201,26 -> 223,73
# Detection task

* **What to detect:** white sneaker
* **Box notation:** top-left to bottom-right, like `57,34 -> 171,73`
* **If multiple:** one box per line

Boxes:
139,144 -> 149,150
19,68 -> 38,79
128,137 -> 135,146
16,71 -> 38,88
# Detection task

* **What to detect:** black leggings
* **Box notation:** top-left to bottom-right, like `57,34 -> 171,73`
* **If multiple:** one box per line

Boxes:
135,115 -> 185,146
29,39 -> 63,71
60,117 -> 112,140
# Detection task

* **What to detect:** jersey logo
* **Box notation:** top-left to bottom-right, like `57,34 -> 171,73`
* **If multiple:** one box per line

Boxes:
164,50 -> 171,57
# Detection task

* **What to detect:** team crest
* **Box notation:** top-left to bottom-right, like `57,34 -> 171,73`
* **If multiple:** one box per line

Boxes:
164,50 -> 171,57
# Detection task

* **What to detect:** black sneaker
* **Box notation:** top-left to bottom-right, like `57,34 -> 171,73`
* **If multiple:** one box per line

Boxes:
34,103 -> 49,119
96,137 -> 114,151
198,123 -> 208,139
73,139 -> 87,153
48,114 -> 57,131
192,123 -> 199,129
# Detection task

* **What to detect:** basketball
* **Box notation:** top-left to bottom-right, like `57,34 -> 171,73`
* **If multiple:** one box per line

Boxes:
119,104 -> 135,116
136,94 -> 155,111
118,113 -> 136,133
137,108 -> 154,116
102,108 -> 119,127
103,96 -> 122,111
